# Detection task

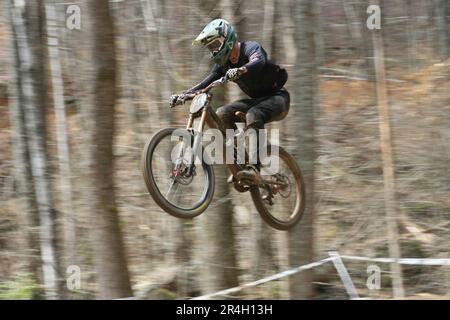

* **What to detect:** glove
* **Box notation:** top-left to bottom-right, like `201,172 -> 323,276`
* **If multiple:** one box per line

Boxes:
225,67 -> 245,81
169,93 -> 186,108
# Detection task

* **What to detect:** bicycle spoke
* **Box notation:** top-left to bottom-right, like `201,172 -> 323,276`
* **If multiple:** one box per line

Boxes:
165,178 -> 178,199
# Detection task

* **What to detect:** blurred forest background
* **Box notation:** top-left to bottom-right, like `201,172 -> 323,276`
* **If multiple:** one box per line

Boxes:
0,0 -> 448,300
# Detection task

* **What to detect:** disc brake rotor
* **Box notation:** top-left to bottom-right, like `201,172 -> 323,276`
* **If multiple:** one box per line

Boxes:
170,159 -> 195,185
276,174 -> 292,198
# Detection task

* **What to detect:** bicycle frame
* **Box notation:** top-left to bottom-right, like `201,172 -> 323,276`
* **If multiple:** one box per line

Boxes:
185,97 -> 242,178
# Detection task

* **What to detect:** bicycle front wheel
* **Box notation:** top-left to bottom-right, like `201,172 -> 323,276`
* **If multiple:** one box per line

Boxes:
141,127 -> 215,218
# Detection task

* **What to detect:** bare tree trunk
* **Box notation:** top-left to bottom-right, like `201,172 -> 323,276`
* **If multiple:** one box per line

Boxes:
343,0 -> 363,61
7,2 -> 42,292
405,0 -> 418,69
222,0 -> 245,102
197,166 -> 239,297
45,3 -> 76,274
262,0 -> 275,54
173,220 -> 193,298
251,220 -> 277,280
84,0 -> 133,299
113,1 -> 145,147
251,0 -> 277,280
187,0 -> 239,298
434,0 -> 449,60
371,8 -> 405,299
288,0 -> 317,300
343,0 -> 360,39
352,1 -> 373,74
279,0 -> 297,68
9,0 -> 62,299
197,88 -> 239,297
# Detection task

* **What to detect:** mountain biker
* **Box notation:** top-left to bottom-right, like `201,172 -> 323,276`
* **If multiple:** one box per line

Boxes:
170,18 -> 289,180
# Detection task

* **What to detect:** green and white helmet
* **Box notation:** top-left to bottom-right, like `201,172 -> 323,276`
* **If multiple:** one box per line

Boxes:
193,19 -> 237,66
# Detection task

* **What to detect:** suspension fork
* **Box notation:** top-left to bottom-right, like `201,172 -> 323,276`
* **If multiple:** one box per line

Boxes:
185,109 -> 208,175
171,114 -> 197,178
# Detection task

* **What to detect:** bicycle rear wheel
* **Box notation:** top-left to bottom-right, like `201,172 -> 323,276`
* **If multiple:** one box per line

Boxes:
141,128 -> 215,218
250,146 -> 305,230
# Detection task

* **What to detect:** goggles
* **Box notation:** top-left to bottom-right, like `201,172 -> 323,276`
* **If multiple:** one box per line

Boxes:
206,37 -> 225,56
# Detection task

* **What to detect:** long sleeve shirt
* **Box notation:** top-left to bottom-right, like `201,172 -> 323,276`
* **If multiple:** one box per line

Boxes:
187,41 -> 288,99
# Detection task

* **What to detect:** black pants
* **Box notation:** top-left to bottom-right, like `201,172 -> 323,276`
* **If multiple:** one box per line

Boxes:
216,88 -> 290,131
216,89 -> 290,166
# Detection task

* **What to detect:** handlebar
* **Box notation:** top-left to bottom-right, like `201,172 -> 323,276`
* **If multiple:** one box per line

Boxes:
170,76 -> 229,108
201,76 -> 229,93
184,76 -> 228,99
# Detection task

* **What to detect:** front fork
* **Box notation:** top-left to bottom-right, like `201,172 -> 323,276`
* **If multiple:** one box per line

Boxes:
183,111 -> 207,176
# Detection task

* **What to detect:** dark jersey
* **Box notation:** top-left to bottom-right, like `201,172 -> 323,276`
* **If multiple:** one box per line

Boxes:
188,41 -> 288,98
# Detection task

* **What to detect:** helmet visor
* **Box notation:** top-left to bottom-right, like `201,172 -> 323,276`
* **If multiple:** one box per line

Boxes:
206,38 -> 224,56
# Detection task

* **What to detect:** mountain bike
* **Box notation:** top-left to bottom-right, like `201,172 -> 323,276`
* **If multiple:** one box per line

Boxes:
141,76 -> 305,230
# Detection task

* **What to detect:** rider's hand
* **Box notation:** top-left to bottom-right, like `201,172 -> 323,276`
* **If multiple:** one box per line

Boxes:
169,93 -> 186,108
225,67 -> 246,81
